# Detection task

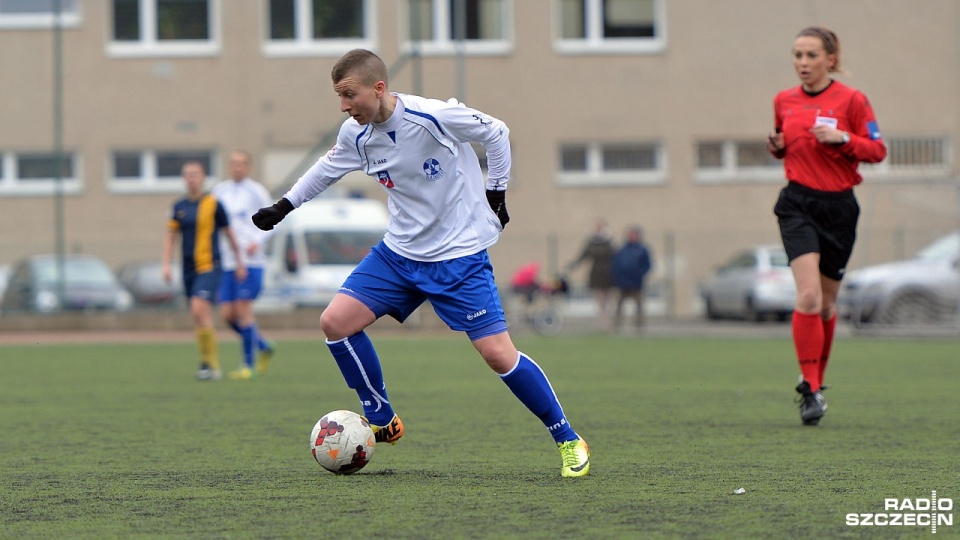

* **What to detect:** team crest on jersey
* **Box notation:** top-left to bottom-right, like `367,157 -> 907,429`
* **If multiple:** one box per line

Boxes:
423,158 -> 445,181
377,170 -> 395,188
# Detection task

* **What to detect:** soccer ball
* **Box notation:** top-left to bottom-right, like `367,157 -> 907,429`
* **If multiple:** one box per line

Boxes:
309,410 -> 376,474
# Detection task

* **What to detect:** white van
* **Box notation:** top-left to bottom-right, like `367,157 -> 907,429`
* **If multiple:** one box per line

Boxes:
254,197 -> 389,311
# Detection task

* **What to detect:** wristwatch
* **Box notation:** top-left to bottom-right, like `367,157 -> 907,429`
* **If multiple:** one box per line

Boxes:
840,131 -> 850,144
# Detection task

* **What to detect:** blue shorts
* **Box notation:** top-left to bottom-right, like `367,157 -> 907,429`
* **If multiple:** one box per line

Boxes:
340,241 -> 507,339
183,267 -> 221,303
218,267 -> 264,302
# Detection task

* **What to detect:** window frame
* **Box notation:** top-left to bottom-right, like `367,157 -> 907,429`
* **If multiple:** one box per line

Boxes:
693,140 -> 783,184
107,0 -> 221,58
0,150 -> 82,196
556,141 -> 667,187
553,0 -> 667,55
262,0 -> 377,57
860,136 -> 953,180
0,0 -> 82,29
107,149 -> 219,194
400,0 -> 514,57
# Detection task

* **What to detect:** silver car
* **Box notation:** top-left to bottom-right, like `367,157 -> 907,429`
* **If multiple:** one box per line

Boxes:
700,245 -> 796,322
0,254 -> 133,314
839,231 -> 960,327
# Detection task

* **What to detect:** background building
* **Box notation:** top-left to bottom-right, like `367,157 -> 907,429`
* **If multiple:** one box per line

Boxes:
1,0 -> 957,317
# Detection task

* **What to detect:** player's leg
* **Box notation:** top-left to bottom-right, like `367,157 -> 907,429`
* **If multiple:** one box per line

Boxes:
776,184 -> 828,423
819,275 -> 841,385
790,253 -> 825,388
815,189 -> 859,390
320,243 -> 420,443
227,268 -> 268,379
191,270 -> 221,380
427,251 -> 588,477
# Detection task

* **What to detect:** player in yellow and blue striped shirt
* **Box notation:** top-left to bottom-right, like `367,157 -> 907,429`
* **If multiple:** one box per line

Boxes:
162,160 -> 246,381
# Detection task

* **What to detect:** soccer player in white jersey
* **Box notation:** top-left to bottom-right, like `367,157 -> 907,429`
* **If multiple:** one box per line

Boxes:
253,49 -> 589,478
213,150 -> 276,380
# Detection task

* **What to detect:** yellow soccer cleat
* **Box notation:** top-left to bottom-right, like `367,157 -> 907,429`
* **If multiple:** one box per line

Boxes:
366,414 -> 404,445
558,436 -> 590,478
228,367 -> 255,380
256,346 -> 274,375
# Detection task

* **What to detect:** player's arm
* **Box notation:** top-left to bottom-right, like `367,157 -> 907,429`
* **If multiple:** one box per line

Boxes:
768,99 -> 786,159
216,201 -> 246,281
162,223 -> 178,284
223,225 -> 247,282
253,126 -> 362,231
440,101 -> 512,228
838,92 -> 887,163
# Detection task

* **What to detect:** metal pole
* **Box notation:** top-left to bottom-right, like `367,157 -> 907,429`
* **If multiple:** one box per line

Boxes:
454,0 -> 466,101
53,0 -> 66,304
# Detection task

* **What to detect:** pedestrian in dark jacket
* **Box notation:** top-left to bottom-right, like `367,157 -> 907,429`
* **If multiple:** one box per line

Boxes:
612,226 -> 653,330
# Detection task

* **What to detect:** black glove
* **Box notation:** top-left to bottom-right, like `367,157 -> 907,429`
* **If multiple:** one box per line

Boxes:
252,197 -> 294,231
485,190 -> 510,229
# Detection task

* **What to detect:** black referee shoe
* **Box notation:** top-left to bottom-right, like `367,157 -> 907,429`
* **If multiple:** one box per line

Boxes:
796,380 -> 828,426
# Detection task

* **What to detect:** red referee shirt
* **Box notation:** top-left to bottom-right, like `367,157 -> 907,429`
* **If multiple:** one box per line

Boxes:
771,80 -> 887,192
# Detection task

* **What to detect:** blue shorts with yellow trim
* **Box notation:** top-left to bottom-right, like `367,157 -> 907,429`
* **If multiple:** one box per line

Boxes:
183,267 -> 221,303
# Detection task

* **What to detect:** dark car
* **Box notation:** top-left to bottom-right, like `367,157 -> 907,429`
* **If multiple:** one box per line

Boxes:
699,245 -> 796,322
116,261 -> 184,307
0,254 -> 133,314
839,231 -> 960,327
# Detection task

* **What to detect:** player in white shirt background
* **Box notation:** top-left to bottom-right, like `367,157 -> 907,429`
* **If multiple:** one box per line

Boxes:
213,150 -> 275,380
252,49 -> 589,478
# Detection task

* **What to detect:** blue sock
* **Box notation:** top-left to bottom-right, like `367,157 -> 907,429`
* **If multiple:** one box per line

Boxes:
231,321 -> 270,352
326,331 -> 394,426
240,325 -> 256,368
500,352 -> 578,443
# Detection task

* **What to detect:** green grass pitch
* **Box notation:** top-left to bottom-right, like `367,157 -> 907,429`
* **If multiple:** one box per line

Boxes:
2,334 -> 958,539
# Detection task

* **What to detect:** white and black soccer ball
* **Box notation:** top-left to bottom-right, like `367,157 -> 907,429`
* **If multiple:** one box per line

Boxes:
309,410 -> 376,475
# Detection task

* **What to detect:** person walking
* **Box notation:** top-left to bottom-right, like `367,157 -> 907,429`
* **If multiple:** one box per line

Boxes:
162,161 -> 246,381
252,49 -> 589,477
212,150 -> 276,380
567,219 -> 616,331
612,226 -> 653,331
767,26 -> 886,425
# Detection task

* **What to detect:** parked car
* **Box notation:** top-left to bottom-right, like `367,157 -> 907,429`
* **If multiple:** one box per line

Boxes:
0,264 -> 11,315
839,231 -> 960,327
116,261 -> 184,308
699,245 -> 796,322
0,254 -> 133,314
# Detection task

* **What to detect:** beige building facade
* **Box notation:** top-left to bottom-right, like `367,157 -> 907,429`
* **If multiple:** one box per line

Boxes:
1,0 -> 957,316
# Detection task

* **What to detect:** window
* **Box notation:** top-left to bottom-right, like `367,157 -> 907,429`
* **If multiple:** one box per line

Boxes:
108,0 -> 219,57
555,0 -> 665,54
403,0 -> 512,55
557,142 -> 665,186
264,0 -> 375,56
0,0 -> 81,29
109,149 -> 217,193
694,140 -> 781,184
860,137 -> 952,179
0,151 -> 81,196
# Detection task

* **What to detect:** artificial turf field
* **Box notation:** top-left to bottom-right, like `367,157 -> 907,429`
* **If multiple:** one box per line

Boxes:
1,333 -> 958,539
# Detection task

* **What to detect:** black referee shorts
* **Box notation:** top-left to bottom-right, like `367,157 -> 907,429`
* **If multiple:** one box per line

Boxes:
773,181 -> 860,281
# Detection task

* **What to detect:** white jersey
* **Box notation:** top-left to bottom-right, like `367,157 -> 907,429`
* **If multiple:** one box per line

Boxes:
213,177 -> 274,269
283,93 -> 511,262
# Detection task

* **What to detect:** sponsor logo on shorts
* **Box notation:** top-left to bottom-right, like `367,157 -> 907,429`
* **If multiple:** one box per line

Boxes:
466,308 -> 487,321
